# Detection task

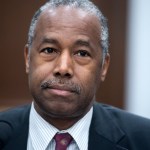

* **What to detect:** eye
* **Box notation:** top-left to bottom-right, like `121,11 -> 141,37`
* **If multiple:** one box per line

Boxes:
75,50 -> 90,57
41,47 -> 57,54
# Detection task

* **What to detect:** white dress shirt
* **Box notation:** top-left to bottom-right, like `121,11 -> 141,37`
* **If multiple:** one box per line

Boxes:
27,103 -> 93,150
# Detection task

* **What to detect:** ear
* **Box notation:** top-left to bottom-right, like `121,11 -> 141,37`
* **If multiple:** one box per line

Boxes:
24,44 -> 30,74
100,53 -> 110,82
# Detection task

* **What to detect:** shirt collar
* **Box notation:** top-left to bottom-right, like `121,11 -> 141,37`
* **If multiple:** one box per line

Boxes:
29,103 -> 59,150
66,107 -> 93,150
29,102 -> 93,150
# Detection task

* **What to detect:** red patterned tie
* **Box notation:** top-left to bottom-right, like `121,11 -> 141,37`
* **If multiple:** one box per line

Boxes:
54,133 -> 73,150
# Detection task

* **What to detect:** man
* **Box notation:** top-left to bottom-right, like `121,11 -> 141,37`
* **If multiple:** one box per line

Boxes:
0,0 -> 150,150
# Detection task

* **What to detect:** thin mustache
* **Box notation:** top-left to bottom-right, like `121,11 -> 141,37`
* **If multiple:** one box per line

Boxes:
41,79 -> 81,94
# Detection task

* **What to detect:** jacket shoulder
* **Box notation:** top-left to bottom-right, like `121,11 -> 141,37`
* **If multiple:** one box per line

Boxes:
0,104 -> 31,123
0,105 -> 31,149
94,102 -> 150,149
95,102 -> 150,130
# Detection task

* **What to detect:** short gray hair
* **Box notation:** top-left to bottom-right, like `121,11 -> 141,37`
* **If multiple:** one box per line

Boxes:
27,0 -> 109,54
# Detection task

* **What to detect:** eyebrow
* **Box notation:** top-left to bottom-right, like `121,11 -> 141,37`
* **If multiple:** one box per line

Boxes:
74,39 -> 90,47
41,37 -> 59,45
40,38 -> 91,49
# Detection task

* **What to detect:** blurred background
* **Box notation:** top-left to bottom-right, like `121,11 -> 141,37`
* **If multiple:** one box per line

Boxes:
0,0 -> 150,118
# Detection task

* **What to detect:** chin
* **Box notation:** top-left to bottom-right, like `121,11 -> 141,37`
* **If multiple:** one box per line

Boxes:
53,106 -> 88,121
37,100 -> 79,118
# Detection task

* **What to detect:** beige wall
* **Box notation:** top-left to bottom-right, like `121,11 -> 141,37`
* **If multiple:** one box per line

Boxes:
0,0 -> 127,110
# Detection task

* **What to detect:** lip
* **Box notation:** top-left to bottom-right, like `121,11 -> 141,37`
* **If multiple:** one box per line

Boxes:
45,85 -> 75,96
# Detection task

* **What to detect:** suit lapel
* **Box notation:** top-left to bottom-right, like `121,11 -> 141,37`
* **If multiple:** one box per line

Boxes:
5,125 -> 29,150
88,103 -> 129,150
3,105 -> 30,150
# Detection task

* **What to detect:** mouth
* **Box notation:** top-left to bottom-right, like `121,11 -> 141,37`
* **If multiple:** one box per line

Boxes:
43,85 -> 77,96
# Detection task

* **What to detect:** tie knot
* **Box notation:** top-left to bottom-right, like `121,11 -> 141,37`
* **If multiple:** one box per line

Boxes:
54,133 -> 73,150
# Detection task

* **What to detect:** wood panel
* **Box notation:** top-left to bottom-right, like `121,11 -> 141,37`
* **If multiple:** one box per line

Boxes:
93,0 -> 127,108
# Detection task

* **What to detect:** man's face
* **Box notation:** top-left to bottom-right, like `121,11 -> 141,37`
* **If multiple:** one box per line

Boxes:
25,6 -> 109,119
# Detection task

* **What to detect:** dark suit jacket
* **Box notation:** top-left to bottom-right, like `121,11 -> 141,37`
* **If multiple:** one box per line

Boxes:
0,102 -> 150,150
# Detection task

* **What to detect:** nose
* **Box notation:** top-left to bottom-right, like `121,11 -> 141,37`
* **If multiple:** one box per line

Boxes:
53,51 -> 73,78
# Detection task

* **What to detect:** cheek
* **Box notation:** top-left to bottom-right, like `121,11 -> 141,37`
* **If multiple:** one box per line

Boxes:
29,56 -> 55,78
75,65 -> 101,93
28,63 -> 50,88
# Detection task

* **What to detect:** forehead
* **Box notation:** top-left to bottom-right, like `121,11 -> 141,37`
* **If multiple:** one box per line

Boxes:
41,6 -> 99,24
36,6 -> 100,34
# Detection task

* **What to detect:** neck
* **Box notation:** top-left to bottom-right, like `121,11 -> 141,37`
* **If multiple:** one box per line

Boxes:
34,103 -> 90,130
43,116 -> 81,130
